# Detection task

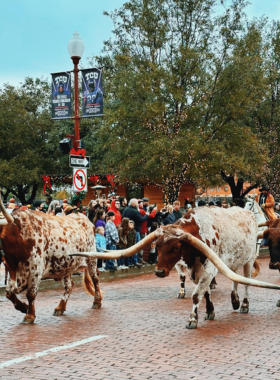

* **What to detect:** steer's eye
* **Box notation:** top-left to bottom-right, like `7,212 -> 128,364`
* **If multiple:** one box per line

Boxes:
174,245 -> 180,251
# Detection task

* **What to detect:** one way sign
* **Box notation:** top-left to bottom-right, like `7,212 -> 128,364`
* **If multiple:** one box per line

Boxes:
69,155 -> 90,168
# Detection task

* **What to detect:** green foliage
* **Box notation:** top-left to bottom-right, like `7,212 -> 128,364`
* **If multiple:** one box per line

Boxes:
0,77 -> 69,203
86,0 -> 269,201
70,191 -> 86,206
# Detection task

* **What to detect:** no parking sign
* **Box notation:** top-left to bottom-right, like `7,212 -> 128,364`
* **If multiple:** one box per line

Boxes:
73,168 -> 87,192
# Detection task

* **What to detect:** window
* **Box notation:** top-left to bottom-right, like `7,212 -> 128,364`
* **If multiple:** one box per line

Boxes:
224,186 -> 228,191
210,188 -> 214,192
216,187 -> 220,192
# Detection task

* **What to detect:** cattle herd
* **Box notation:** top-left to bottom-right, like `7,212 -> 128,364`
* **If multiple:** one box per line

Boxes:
1,193 -> 280,329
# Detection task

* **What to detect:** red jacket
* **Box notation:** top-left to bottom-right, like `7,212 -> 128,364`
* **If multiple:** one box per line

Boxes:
108,200 -> 122,227
139,205 -> 157,233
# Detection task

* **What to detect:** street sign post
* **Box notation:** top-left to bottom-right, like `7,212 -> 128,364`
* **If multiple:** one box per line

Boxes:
73,168 -> 87,192
69,155 -> 90,168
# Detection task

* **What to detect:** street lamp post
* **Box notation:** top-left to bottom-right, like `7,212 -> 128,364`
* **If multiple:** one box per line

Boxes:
67,32 -> 85,150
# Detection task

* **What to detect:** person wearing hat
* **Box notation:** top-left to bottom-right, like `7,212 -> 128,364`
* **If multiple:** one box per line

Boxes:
138,199 -> 157,265
142,198 -> 149,212
64,205 -> 77,216
7,198 -> 16,209
105,211 -> 119,271
256,185 -> 277,220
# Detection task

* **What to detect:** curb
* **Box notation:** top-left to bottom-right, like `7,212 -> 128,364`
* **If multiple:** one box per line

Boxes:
259,248 -> 269,257
0,249 -> 270,296
0,264 -> 157,296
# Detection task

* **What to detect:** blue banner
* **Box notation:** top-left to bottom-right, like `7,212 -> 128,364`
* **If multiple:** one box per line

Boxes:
51,72 -> 71,119
82,68 -> 103,117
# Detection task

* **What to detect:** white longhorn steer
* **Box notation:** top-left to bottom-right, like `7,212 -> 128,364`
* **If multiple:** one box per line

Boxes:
70,206 -> 280,329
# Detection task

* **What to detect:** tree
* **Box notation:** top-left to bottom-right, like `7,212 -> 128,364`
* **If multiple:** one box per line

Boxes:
0,78 -> 68,204
247,20 -> 280,196
88,0 -> 269,202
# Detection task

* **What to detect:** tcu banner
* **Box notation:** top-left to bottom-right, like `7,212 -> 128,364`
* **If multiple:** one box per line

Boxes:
51,72 -> 71,119
81,68 -> 103,117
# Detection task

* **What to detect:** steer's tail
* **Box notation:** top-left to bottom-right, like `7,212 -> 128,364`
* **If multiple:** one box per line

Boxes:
252,259 -> 261,278
83,268 -> 95,297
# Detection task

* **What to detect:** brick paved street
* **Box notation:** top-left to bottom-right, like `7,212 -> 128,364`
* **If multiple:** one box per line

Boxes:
1,256 -> 280,379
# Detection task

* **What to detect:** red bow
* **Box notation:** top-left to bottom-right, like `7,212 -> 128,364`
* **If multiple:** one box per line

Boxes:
90,175 -> 99,185
107,175 -> 115,188
42,176 -> 51,194
70,148 -> 86,158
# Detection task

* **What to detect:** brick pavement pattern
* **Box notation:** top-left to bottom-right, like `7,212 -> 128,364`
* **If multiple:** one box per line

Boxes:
0,256 -> 280,379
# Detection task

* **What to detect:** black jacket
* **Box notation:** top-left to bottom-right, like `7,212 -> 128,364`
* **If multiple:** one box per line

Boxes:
173,209 -> 182,221
163,212 -> 176,225
122,205 -> 148,232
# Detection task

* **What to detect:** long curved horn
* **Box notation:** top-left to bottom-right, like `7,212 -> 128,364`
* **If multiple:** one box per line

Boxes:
182,233 -> 280,290
258,222 -> 267,228
257,232 -> 264,240
0,189 -> 14,224
69,231 -> 158,259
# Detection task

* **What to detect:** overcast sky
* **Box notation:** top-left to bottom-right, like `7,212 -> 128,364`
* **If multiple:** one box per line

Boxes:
1,0 -> 280,87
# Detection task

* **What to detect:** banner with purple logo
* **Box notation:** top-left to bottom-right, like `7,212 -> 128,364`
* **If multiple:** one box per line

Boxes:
51,72 -> 71,119
81,68 -> 103,117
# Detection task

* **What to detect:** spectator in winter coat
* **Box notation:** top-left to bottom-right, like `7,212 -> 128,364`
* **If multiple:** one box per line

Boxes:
125,220 -> 137,267
116,218 -> 130,269
87,200 -> 97,223
256,185 -> 277,220
108,199 -> 122,227
163,205 -> 176,225
93,209 -> 106,229
142,197 -> 149,212
138,200 -> 157,264
95,226 -> 106,272
172,201 -> 182,221
105,211 -> 119,271
122,198 -> 150,266
139,201 -> 157,234
119,197 -> 128,215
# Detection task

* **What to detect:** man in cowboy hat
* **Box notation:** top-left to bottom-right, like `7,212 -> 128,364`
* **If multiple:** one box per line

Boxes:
256,185 -> 277,220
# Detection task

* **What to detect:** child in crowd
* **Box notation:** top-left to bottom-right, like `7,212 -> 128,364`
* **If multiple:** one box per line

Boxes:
95,226 -> 106,272
105,211 -> 119,271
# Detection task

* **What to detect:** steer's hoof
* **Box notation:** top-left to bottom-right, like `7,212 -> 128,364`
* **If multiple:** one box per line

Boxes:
53,309 -> 64,316
186,320 -> 197,329
205,312 -> 215,320
177,292 -> 185,299
232,300 -> 240,310
240,306 -> 249,314
92,303 -> 101,309
210,283 -> 216,290
276,300 -> 280,307
21,315 -> 35,324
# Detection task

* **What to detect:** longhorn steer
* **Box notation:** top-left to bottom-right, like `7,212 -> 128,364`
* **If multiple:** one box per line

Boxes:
0,195 -> 101,324
70,206 -> 280,329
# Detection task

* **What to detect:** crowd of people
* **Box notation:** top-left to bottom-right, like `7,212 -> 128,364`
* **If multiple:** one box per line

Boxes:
85,195 -> 184,272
